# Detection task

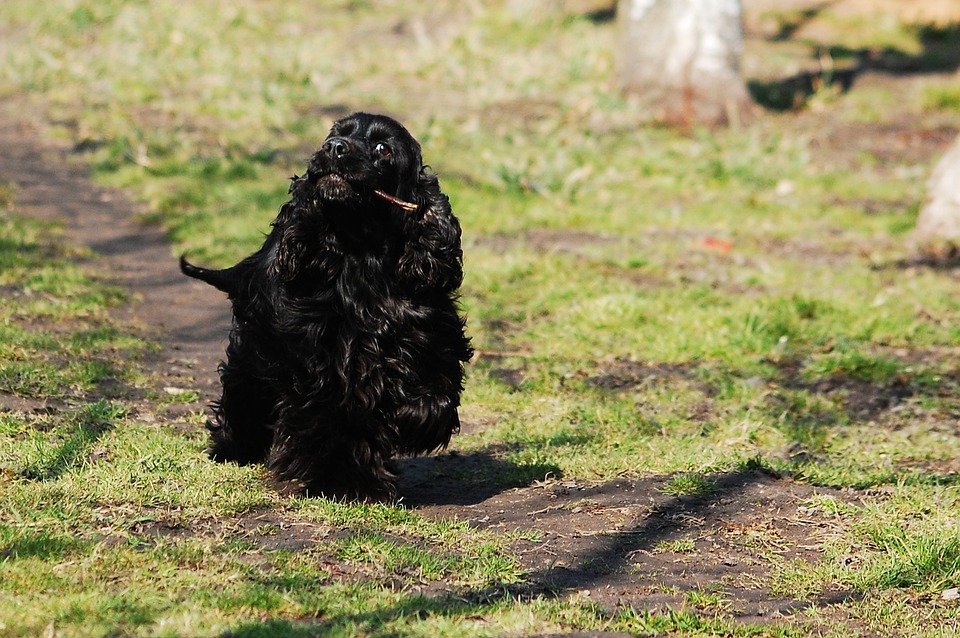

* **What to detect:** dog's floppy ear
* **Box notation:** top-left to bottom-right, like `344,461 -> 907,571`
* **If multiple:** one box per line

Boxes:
397,167 -> 463,293
269,195 -> 309,282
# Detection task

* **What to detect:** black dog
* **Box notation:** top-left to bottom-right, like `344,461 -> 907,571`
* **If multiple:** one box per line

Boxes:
180,112 -> 472,500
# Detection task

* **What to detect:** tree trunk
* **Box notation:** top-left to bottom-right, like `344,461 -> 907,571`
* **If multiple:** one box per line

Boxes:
616,0 -> 752,127
914,133 -> 960,257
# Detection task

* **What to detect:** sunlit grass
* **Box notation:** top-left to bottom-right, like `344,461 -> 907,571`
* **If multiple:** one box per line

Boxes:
2,0 -> 960,636
0,207 -> 147,397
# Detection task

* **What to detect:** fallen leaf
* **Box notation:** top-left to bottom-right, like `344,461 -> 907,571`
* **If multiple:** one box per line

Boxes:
698,237 -> 734,253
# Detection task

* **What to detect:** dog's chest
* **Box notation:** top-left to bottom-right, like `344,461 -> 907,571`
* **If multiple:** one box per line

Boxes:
283,250 -> 413,339
281,252 -> 420,399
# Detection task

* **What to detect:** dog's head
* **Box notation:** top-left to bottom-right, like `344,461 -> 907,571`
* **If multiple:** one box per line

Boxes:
307,112 -> 423,209
281,112 -> 461,291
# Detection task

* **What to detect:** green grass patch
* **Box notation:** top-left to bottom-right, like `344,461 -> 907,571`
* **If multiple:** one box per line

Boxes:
661,473 -> 717,497
0,204 -> 147,398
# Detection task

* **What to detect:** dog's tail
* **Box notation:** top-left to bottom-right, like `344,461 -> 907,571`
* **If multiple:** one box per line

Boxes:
179,255 -> 238,295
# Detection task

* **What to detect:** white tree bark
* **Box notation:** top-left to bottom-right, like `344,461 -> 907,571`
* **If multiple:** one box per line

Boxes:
616,0 -> 752,126
914,134 -> 960,256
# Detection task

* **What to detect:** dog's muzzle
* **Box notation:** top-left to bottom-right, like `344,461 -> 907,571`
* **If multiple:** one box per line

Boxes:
315,173 -> 356,201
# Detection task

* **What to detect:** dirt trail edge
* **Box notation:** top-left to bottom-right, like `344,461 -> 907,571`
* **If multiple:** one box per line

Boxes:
0,104 -> 854,630
0,108 -> 227,412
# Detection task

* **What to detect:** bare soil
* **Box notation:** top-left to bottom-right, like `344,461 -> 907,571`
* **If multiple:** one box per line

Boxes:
410,465 -> 857,622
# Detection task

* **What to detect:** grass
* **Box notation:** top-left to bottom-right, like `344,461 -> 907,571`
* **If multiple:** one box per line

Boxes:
2,1 -> 960,636
0,186 -> 145,398
661,473 -> 716,497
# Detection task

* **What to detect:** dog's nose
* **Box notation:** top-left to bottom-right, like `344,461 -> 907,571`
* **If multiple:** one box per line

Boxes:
322,137 -> 350,159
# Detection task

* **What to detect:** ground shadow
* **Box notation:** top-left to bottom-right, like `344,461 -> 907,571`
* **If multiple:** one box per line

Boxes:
19,407 -> 115,481
749,23 -> 960,111
878,250 -> 960,272
522,468 -> 771,594
0,530 -> 90,561
399,448 -> 562,507
583,4 -> 616,25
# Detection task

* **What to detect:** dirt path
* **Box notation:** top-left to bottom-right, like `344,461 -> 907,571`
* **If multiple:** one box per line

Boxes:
0,104 -> 227,410
0,101 -> 853,630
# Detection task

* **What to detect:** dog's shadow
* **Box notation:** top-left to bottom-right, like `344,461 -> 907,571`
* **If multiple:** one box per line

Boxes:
397,448 -> 560,507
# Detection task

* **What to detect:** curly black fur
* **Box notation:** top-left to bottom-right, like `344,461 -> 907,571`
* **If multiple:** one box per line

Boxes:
180,112 -> 472,501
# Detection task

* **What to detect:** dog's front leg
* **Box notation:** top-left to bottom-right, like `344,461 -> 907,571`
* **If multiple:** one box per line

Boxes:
267,409 -> 400,502
207,330 -> 276,464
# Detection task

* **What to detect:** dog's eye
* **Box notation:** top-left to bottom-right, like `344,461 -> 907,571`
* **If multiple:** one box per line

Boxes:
374,142 -> 392,158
